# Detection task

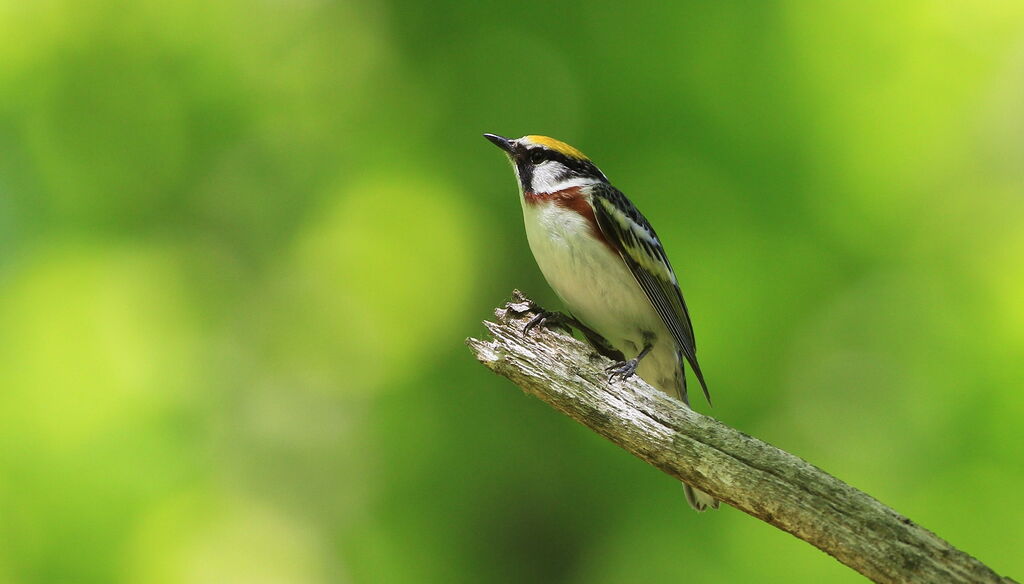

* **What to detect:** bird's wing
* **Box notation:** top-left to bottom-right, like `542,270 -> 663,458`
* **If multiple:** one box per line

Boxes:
589,183 -> 711,405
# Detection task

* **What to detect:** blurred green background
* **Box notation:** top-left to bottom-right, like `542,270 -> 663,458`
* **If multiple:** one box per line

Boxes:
1,0 -> 1023,582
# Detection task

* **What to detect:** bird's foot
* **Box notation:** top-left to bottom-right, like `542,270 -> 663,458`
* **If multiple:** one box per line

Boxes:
606,358 -> 640,382
523,309 -> 577,335
521,300 -> 625,362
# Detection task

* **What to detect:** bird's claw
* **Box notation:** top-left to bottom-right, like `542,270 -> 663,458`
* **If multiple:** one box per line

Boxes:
521,303 -> 627,364
606,358 -> 639,382
524,309 -> 573,335
523,311 -> 548,335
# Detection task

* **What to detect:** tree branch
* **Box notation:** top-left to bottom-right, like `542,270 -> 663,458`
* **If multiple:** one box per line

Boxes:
466,291 -> 1017,584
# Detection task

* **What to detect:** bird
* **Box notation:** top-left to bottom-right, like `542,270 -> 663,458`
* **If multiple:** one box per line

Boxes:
484,133 -> 718,511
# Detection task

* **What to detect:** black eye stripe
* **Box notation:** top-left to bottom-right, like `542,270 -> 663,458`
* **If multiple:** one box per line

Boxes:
512,143 -> 609,192
528,148 -> 565,165
524,148 -> 603,177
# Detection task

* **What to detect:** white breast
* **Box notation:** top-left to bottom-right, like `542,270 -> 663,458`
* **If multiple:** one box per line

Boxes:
521,198 -> 684,399
521,199 -> 664,353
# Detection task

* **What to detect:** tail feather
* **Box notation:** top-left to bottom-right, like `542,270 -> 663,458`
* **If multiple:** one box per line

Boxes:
684,484 -> 719,511
637,347 -> 719,512
675,353 -> 718,511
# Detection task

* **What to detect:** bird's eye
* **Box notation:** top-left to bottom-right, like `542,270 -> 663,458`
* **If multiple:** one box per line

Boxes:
529,149 -> 546,165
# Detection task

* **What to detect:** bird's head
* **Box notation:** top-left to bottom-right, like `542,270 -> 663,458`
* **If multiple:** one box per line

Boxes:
484,134 -> 608,195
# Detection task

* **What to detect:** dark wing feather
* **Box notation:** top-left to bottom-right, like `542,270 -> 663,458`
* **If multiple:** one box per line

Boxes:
590,183 -> 711,405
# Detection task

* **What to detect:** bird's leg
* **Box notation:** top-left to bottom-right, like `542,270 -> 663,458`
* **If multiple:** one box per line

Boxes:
606,340 -> 654,382
523,302 -> 625,362
523,301 -> 584,336
577,326 -> 626,363
523,308 -> 579,335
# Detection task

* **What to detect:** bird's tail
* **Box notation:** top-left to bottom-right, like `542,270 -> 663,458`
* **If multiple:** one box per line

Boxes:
684,484 -> 719,512
673,351 -> 719,512
639,348 -> 720,512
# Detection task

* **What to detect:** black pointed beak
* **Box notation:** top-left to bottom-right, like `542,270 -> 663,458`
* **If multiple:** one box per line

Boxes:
484,133 -> 513,153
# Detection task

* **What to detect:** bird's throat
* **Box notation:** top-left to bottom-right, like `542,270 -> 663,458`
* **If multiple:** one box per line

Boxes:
524,187 -> 616,254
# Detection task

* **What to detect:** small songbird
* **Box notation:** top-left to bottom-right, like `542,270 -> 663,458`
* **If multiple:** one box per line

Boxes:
485,133 -> 717,511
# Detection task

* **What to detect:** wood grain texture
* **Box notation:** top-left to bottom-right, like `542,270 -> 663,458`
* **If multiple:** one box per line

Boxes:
466,291 -> 1017,584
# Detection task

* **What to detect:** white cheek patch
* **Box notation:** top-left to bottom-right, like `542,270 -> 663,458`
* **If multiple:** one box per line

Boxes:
530,161 -> 560,193
530,161 -> 592,194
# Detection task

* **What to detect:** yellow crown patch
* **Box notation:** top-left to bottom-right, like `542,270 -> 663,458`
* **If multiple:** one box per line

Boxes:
523,135 -> 590,160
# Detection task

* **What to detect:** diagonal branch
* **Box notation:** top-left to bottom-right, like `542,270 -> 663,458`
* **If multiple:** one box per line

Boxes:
466,291 -> 1017,584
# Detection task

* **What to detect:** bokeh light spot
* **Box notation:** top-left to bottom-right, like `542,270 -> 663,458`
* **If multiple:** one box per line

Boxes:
126,490 -> 328,584
0,244 -> 203,449
274,175 -> 477,395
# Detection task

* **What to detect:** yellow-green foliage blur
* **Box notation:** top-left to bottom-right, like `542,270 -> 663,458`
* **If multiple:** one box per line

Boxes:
1,1 -> 1022,582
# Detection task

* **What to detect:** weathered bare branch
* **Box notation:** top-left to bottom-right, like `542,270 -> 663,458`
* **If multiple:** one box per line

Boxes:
466,291 -> 1017,584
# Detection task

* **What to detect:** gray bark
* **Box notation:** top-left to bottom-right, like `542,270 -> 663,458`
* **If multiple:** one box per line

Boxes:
466,291 -> 1017,584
